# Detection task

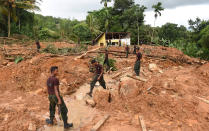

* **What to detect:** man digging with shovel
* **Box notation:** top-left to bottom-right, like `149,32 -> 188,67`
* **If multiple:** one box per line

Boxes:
87,60 -> 107,97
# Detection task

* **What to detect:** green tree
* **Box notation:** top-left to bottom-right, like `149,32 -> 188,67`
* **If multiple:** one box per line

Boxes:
188,18 -> 209,42
152,2 -> 164,42
72,22 -> 91,42
0,0 -> 40,37
152,2 -> 164,27
113,0 -> 134,14
188,18 -> 202,32
158,23 -> 188,42
121,5 -> 146,44
86,13 -> 101,39
198,25 -> 209,49
100,0 -> 112,33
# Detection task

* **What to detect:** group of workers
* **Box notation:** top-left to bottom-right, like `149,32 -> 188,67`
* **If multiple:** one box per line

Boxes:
44,43 -> 142,129
87,45 -> 142,96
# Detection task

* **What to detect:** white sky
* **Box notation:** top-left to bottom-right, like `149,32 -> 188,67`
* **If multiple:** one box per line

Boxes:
36,0 -> 209,27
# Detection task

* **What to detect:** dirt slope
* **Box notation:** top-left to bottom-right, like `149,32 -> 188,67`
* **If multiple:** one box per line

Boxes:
0,43 -> 208,131
88,46 -> 209,131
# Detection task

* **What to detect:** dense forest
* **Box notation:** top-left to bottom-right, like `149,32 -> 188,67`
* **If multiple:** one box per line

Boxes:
0,0 -> 209,60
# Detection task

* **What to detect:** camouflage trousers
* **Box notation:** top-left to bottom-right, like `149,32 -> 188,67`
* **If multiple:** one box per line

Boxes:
48,95 -> 68,123
90,74 -> 106,94
134,60 -> 141,76
126,51 -> 129,58
103,58 -> 110,71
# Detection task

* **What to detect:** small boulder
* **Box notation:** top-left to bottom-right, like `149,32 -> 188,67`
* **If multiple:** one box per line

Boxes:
2,61 -> 8,66
7,62 -> 13,66
86,98 -> 96,107
28,122 -> 36,131
75,93 -> 84,100
93,89 -> 110,108
119,78 -> 139,98
149,63 -> 158,72
159,69 -> 163,74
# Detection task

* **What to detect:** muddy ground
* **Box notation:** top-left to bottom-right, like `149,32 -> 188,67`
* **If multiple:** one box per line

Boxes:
0,42 -> 209,131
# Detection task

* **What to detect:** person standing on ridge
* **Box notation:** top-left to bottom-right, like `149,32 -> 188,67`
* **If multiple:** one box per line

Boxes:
103,49 -> 110,71
125,45 -> 130,58
134,47 -> 142,76
133,44 -> 136,54
36,40 -> 41,52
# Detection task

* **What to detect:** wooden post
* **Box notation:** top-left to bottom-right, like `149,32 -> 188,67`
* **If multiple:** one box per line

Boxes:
91,115 -> 110,131
139,116 -> 147,131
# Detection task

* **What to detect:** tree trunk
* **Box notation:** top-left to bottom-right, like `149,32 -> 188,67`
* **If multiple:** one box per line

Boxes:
137,17 -> 139,45
18,9 -> 21,32
151,18 -> 157,43
19,19 -> 21,32
8,8 -> 11,37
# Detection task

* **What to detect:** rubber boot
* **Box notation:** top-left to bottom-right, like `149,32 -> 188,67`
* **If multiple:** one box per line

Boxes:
46,117 -> 53,125
64,123 -> 73,129
87,92 -> 92,97
62,115 -> 73,129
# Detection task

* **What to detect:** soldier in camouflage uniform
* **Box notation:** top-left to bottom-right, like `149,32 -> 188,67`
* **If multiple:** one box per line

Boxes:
35,40 -> 41,52
87,60 -> 106,97
134,47 -> 142,76
46,66 -> 73,129
125,45 -> 130,58
103,49 -> 110,71
133,44 -> 136,54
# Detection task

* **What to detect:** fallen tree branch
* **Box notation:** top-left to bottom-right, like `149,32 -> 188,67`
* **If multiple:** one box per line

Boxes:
127,75 -> 147,82
196,96 -> 209,104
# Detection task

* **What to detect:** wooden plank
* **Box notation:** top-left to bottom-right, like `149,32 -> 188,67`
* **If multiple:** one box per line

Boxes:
74,47 -> 100,60
112,72 -> 122,79
147,87 -> 153,91
196,96 -> 209,104
91,115 -> 110,131
107,67 -> 113,73
127,75 -> 147,82
139,116 -> 147,131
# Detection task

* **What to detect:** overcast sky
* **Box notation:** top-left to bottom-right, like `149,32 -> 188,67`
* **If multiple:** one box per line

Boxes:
37,0 -> 209,27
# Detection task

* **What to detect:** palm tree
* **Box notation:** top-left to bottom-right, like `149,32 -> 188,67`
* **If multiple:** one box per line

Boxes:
152,2 -> 164,27
86,13 -> 101,40
0,0 -> 41,37
151,2 -> 164,42
100,0 -> 112,33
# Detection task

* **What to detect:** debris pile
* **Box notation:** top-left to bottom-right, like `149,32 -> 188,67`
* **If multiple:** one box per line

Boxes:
0,43 -> 208,131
